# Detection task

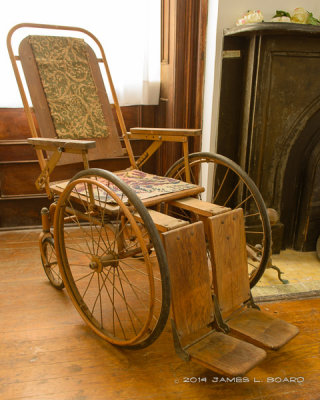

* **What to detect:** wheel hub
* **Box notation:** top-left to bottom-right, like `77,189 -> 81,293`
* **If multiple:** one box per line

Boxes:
89,253 -> 119,272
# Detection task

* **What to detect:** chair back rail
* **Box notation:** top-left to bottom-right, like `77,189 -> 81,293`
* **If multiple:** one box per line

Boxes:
7,23 -> 137,170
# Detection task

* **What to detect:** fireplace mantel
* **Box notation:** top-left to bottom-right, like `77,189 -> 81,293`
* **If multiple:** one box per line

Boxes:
224,22 -> 320,37
217,22 -> 320,251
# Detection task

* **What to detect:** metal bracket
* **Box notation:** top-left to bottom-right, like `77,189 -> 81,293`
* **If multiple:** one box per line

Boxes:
267,262 -> 289,284
245,292 -> 260,311
212,294 -> 230,333
171,319 -> 190,362
35,148 -> 63,190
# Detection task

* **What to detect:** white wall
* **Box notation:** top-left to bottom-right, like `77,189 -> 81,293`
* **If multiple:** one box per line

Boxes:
2,0 -> 160,107
202,0 -> 320,155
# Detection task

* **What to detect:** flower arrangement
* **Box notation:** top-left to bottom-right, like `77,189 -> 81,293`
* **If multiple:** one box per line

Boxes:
273,8 -> 320,24
236,8 -> 320,26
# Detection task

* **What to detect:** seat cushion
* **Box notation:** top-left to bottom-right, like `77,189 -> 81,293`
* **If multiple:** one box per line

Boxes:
52,169 -> 203,204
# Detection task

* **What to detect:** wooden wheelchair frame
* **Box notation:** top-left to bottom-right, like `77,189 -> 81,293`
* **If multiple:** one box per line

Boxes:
7,23 -> 298,377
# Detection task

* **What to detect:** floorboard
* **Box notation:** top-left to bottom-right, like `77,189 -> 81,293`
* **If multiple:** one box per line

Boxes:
1,229 -> 320,400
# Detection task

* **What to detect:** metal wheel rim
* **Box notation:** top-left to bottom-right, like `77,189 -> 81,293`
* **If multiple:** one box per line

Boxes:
54,169 -> 171,348
165,152 -> 271,287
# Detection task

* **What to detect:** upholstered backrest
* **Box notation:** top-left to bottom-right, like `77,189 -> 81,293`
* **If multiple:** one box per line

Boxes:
19,35 -> 124,163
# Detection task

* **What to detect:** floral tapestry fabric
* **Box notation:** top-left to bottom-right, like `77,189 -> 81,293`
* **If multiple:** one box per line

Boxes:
55,169 -> 202,204
28,35 -> 110,139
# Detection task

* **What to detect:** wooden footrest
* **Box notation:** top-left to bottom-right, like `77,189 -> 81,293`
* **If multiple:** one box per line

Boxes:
170,197 -> 230,217
163,221 -> 266,376
227,308 -> 299,350
134,209 -> 189,232
188,331 -> 266,377
207,209 -> 299,350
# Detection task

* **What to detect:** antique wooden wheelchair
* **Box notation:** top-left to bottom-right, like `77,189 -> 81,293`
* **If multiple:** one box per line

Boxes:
7,23 -> 298,376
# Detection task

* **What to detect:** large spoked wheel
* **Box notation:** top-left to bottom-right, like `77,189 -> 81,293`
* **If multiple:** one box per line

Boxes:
54,168 -> 170,349
165,152 -> 271,288
41,236 -> 64,290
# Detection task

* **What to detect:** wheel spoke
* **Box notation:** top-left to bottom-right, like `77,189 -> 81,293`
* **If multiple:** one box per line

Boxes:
90,273 -> 103,317
111,267 -> 161,324
65,198 -> 95,256
74,186 -> 113,257
244,212 -> 261,218
49,265 -> 61,279
98,273 -> 103,328
118,263 -> 161,303
165,153 -> 271,288
55,173 -> 169,347
235,193 -> 254,209
82,271 -> 95,299
120,258 -> 161,281
213,167 -> 229,203
116,267 -> 138,335
102,272 -> 144,335
247,243 -> 263,254
223,179 -> 241,207
100,269 -> 127,340
74,270 -> 96,282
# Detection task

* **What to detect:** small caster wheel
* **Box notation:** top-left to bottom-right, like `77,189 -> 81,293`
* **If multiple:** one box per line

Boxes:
41,237 -> 64,290
317,236 -> 320,261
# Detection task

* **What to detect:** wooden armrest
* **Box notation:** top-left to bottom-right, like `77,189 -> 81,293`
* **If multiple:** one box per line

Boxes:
130,127 -> 202,137
28,137 -> 96,151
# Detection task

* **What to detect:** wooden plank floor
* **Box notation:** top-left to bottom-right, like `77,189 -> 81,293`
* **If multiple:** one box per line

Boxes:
1,229 -> 320,400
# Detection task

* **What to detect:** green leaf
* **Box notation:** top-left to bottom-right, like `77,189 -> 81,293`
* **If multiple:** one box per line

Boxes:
273,10 -> 291,18
307,12 -> 320,25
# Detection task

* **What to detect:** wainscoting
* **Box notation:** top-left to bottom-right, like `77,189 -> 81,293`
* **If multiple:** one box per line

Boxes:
0,106 -> 158,228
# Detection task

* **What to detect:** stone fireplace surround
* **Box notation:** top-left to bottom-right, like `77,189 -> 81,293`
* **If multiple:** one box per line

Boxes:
218,23 -> 320,252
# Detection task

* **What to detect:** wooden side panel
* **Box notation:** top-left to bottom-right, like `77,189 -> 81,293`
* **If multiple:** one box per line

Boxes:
0,106 -> 158,227
0,158 -> 130,196
0,196 -> 50,227
159,0 -> 208,175
0,142 -> 36,161
162,221 -> 214,337
208,209 -> 251,316
0,108 -> 39,140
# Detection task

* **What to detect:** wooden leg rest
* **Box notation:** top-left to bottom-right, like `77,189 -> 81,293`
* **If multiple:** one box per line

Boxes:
162,221 -> 266,377
187,331 -> 266,377
226,308 -> 299,350
134,209 -> 189,232
207,209 -> 299,351
169,196 -> 230,217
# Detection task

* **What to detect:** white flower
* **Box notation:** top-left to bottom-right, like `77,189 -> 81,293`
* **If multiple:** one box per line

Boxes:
236,10 -> 264,26
291,7 -> 309,24
271,16 -> 291,23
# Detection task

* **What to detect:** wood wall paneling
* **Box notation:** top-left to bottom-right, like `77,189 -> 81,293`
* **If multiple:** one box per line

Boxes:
1,2 -> 208,228
0,106 -> 157,228
159,0 -> 208,175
